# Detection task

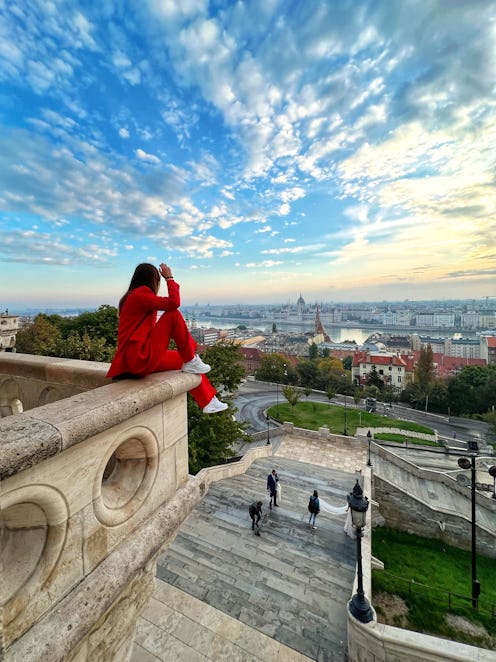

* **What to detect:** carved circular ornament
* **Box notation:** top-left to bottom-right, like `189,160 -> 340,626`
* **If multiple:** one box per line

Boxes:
0,484 -> 68,624
93,427 -> 159,527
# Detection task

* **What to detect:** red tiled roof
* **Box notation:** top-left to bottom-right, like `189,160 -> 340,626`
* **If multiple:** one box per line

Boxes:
487,337 -> 496,348
352,351 -> 407,367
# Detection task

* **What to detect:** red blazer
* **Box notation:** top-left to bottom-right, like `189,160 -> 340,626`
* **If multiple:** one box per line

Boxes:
106,281 -> 181,379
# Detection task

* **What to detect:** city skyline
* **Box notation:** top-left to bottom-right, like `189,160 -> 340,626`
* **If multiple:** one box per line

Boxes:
1,1 -> 495,308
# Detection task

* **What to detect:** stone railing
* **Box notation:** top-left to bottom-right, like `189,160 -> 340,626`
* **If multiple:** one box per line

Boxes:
0,353 -> 271,661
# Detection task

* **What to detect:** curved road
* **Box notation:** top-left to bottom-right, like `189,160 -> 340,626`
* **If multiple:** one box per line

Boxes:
234,380 -> 494,474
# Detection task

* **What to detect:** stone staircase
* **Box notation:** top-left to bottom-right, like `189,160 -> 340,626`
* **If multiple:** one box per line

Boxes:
156,456 -> 357,661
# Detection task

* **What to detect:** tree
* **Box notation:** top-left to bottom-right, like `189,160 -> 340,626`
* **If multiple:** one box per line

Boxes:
70,305 -> 118,347
187,342 -> 250,474
447,365 -> 496,416
317,356 -> 346,391
414,344 -> 435,407
309,342 -> 318,360
282,385 -> 301,409
16,315 -> 62,356
272,322 -> 277,333
62,330 -> 114,362
366,365 -> 384,390
201,341 -> 246,395
353,388 -> 363,405
303,386 -> 312,399
296,359 -> 318,387
255,353 -> 287,383
342,355 -> 353,371
325,386 -> 335,402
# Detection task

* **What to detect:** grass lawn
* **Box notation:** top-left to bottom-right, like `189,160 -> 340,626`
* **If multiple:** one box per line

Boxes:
374,432 -> 439,447
268,400 -> 434,438
372,527 -> 496,648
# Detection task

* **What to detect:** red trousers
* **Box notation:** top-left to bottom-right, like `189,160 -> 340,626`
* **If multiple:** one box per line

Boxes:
122,309 -> 216,409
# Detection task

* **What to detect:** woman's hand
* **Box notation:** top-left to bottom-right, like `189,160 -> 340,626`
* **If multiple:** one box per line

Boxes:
159,263 -> 173,279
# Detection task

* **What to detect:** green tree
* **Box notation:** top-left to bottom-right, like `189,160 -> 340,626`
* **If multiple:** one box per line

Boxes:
414,344 -> 436,408
317,356 -> 345,391
255,353 -> 288,383
187,342 -> 250,474
201,341 -> 246,395
325,386 -> 335,402
353,388 -> 363,405
61,330 -> 114,362
343,355 -> 353,371
296,359 -> 318,387
366,365 -> 384,390
447,365 -> 496,416
272,322 -> 277,333
309,342 -> 318,360
70,305 -> 118,347
16,315 -> 62,356
282,385 -> 301,409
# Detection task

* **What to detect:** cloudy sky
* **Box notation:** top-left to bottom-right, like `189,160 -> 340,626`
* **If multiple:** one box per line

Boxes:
1,0 -> 495,309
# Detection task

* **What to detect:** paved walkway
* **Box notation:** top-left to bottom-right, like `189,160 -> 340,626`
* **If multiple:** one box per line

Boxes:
133,435 -> 366,661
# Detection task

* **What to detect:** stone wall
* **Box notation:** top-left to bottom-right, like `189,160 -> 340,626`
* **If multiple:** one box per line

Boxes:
374,476 -> 496,558
0,353 -> 108,414
1,354 -> 272,662
371,444 -> 496,558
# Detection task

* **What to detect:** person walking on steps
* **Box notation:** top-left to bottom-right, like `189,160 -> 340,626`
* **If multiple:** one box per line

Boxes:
107,262 -> 228,414
249,501 -> 263,535
308,490 -> 320,530
267,469 -> 279,509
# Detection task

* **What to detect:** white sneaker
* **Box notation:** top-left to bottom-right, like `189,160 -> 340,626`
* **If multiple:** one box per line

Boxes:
203,396 -> 228,414
182,354 -> 211,374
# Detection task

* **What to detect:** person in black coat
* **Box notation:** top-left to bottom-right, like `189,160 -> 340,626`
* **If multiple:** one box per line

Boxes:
308,490 -> 320,529
249,501 -> 263,535
267,469 -> 279,508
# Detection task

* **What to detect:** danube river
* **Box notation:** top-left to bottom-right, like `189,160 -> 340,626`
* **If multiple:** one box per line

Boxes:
189,315 -> 480,345
191,318 -> 388,344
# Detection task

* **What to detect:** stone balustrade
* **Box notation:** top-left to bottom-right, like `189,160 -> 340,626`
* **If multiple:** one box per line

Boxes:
0,353 -> 271,661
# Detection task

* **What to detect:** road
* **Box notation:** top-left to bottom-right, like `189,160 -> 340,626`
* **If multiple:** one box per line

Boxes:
233,380 -> 494,474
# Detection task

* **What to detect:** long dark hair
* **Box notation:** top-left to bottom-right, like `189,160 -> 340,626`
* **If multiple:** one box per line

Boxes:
119,263 -> 160,311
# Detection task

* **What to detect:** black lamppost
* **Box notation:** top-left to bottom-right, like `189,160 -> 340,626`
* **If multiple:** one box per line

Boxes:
343,395 -> 348,436
348,480 -> 373,623
457,455 -> 480,609
489,465 -> 496,500
366,430 -> 372,467
266,413 -> 270,445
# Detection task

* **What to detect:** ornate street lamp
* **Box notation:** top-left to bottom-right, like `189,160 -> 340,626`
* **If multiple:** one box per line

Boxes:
366,430 -> 372,467
348,480 -> 373,623
457,455 -> 480,609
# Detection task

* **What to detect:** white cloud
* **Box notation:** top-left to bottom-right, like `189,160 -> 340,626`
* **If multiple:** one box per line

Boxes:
136,148 -> 160,164
119,128 -> 130,138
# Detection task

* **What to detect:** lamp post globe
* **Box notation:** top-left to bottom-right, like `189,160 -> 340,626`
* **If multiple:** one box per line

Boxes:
348,480 -> 374,624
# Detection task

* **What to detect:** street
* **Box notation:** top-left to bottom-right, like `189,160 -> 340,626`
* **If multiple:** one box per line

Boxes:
233,379 -> 494,475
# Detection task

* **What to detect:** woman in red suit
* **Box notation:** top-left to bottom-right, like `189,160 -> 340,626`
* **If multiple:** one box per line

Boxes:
107,262 -> 228,414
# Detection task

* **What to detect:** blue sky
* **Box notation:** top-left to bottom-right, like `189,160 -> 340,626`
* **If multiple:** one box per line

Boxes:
1,0 -> 495,309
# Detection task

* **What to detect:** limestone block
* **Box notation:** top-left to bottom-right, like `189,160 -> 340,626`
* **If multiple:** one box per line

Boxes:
3,496 -> 84,648
0,416 -> 62,479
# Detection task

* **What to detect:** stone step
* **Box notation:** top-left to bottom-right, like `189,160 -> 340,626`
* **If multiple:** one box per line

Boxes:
157,457 -> 354,660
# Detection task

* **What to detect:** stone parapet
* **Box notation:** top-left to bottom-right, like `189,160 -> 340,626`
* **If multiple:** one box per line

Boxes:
5,444 -> 271,662
0,356 -> 199,660
347,614 -> 495,662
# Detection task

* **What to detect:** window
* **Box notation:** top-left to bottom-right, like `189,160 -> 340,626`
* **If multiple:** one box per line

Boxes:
398,376 -> 402,383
